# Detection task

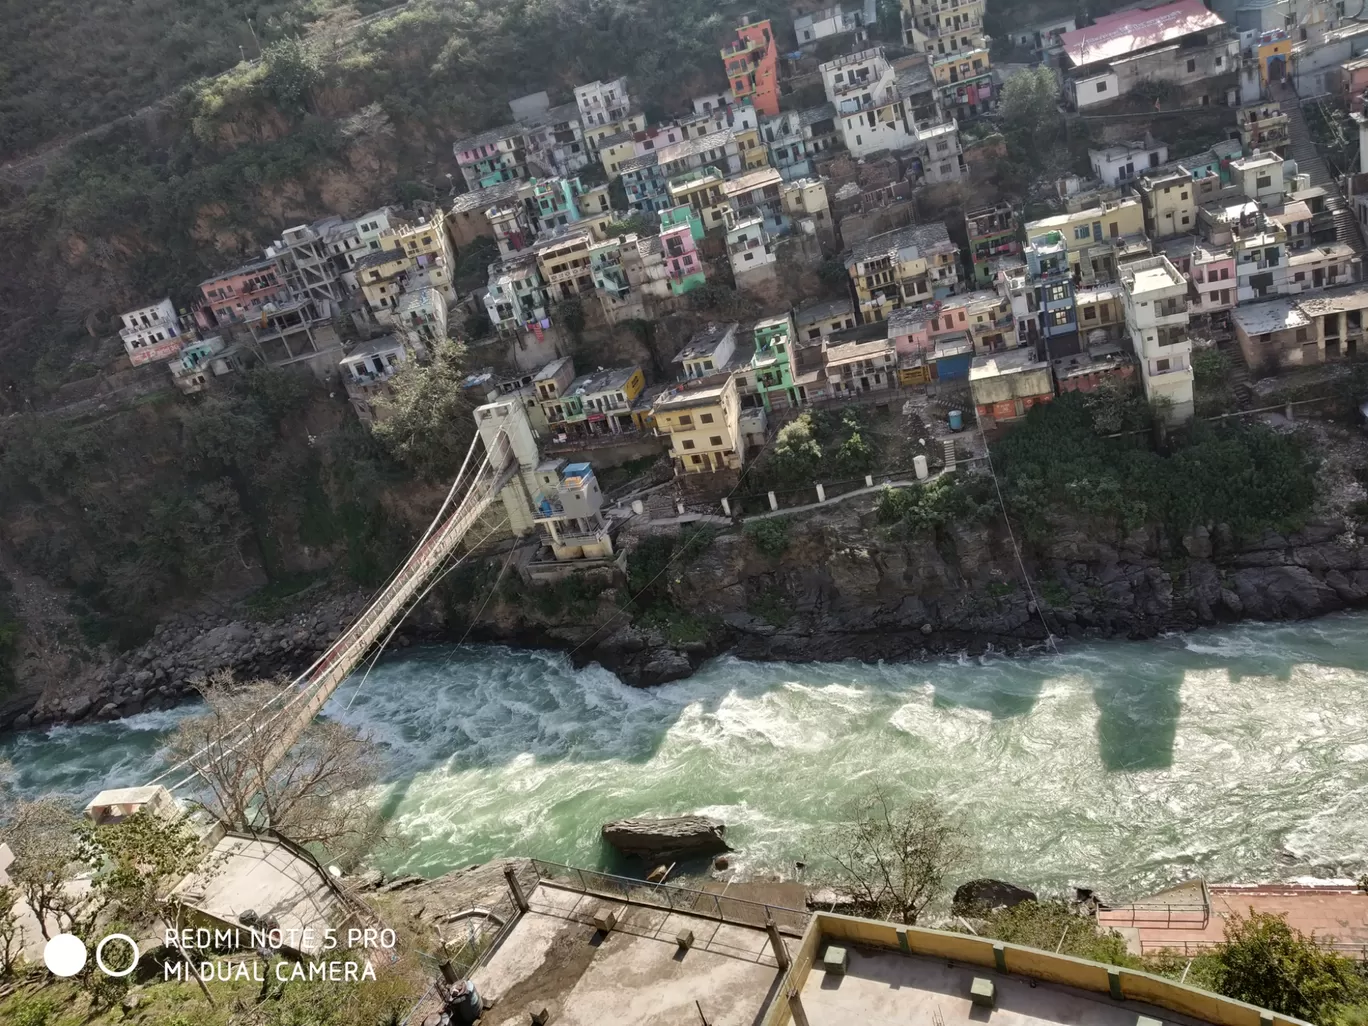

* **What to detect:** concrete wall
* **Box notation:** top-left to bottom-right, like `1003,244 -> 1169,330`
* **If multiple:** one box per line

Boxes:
762,912 -> 1317,1026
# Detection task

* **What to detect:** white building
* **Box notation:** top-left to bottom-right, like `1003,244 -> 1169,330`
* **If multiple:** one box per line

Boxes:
1088,140 -> 1169,186
1120,255 -> 1194,423
340,335 -> 417,427
795,0 -> 877,46
574,78 -> 631,127
725,212 -> 778,283
119,298 -> 186,366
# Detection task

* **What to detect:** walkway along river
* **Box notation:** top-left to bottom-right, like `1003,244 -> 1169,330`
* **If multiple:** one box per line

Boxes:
3,614 -> 1367,899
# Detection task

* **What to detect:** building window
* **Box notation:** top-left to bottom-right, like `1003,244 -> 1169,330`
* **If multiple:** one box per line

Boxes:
1097,81 -> 1108,93
1186,58 -> 1196,72
1075,226 -> 1091,240
679,415 -> 692,426
682,439 -> 696,449
1156,358 -> 1171,372
691,455 -> 703,465
1082,305 -> 1096,320
701,413 -> 714,423
710,436 -> 723,446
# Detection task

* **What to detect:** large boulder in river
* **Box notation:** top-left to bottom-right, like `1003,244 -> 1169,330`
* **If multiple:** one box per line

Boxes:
601,816 -> 732,859
952,878 -> 1037,915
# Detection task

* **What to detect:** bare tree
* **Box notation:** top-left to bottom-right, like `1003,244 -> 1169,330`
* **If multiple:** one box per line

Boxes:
0,885 -> 23,976
819,789 -> 970,925
164,671 -> 385,861
0,797 -> 83,939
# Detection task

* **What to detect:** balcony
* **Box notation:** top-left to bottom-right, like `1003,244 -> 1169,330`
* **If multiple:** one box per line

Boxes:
532,493 -> 567,520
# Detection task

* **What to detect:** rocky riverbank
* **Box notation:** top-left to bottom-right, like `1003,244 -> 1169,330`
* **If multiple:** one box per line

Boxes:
8,499 -> 1368,733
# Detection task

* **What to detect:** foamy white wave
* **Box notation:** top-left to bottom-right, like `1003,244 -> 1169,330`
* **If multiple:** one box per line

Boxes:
7,622 -> 1368,894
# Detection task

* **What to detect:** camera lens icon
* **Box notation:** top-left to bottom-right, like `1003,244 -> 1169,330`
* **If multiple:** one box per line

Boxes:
43,933 -> 140,978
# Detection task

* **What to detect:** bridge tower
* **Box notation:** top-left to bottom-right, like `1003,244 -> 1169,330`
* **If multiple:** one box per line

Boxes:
474,398 -> 542,536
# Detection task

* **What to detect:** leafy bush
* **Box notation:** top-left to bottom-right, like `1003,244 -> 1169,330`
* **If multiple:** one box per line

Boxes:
745,517 -> 792,559
1209,911 -> 1368,1023
978,901 -> 1136,967
875,477 -> 988,535
993,392 -> 1317,540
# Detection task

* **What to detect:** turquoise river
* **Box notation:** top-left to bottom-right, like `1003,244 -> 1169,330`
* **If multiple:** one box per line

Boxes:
4,615 -> 1368,899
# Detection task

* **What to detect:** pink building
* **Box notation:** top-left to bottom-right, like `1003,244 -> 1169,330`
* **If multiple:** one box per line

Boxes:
926,298 -> 971,338
659,206 -> 706,294
1189,242 -> 1236,319
195,258 -> 287,330
887,308 -> 931,358
1342,56 -> 1368,113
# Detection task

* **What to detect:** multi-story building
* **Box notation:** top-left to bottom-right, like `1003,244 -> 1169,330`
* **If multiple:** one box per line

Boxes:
760,110 -> 813,180
724,166 -> 788,235
901,0 -> 986,56
619,154 -> 669,213
1232,285 -> 1368,368
1058,0 -> 1237,111
720,16 -> 779,116
528,460 -> 616,562
659,206 -> 707,296
844,221 -> 963,323
750,313 -> 800,410
169,335 -> 236,395
1024,230 -> 1077,346
195,258 -> 288,329
1073,284 -> 1124,342
965,203 -> 1020,286
265,218 -> 351,314
535,227 -> 597,302
674,322 -> 739,381
959,290 -> 1015,354
782,177 -> 833,241
1120,255 -> 1194,423
552,365 -> 648,439
1236,102 -> 1290,156
484,253 -> 552,335
339,335 -> 419,427
355,248 -> 413,325
678,102 -> 768,169
119,298 -> 187,366
821,49 -> 914,159
667,166 -> 729,233
930,47 -> 994,119
1089,139 -> 1169,187
725,211 -> 778,284
653,372 -> 745,474
1022,197 -> 1145,280
519,98 -> 591,180
823,336 -> 898,396
574,78 -> 631,129
796,298 -> 857,341
657,130 -> 744,183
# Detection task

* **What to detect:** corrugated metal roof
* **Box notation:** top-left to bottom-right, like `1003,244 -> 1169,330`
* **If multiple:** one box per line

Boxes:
1060,0 -> 1225,70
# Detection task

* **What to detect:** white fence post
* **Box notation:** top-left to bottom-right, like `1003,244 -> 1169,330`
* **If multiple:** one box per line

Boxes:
721,497 -> 732,516
768,491 -> 779,511
816,483 -> 826,503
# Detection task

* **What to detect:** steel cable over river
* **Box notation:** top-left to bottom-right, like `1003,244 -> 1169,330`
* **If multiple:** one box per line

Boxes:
4,614 -> 1367,899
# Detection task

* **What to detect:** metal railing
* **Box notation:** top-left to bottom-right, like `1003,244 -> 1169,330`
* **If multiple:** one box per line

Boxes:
528,859 -> 810,934
1097,900 -> 1210,929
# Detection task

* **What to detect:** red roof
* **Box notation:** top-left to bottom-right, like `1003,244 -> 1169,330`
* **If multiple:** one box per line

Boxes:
1060,0 -> 1226,70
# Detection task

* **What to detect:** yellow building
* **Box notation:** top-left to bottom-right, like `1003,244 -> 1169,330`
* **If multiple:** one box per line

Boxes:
356,248 -> 418,324
734,126 -> 771,169
1023,198 -> 1145,278
902,0 -> 986,55
582,111 -> 647,155
1074,284 -> 1124,338
1257,31 -> 1292,88
667,167 -> 729,232
535,229 -> 597,302
599,134 -> 640,179
1135,169 -> 1196,240
652,373 -> 744,474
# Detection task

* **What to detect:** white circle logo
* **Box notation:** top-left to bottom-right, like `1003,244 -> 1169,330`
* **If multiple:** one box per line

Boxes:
95,934 -> 140,978
43,933 -> 88,977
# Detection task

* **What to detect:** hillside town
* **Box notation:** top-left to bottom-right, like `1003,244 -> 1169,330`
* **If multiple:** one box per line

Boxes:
105,0 -> 1368,583
11,0 -> 1368,1024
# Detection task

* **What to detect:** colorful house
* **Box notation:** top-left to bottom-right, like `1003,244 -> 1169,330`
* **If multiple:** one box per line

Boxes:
195,258 -> 287,329
930,48 -> 994,119
1025,231 -> 1077,343
1255,28 -> 1292,90
965,203 -> 1020,286
750,313 -> 800,410
721,16 -> 780,117
659,206 -> 706,295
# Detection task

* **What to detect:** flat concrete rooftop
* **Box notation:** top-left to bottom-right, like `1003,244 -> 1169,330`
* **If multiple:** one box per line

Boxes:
799,946 -> 1213,1026
473,881 -> 794,1026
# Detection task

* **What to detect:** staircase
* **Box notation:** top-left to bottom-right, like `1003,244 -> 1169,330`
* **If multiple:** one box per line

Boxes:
942,437 -> 957,470
1272,81 -> 1366,254
1216,336 -> 1254,409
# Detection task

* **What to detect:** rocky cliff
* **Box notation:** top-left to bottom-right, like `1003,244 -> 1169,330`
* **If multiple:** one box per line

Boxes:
9,493 -> 1367,732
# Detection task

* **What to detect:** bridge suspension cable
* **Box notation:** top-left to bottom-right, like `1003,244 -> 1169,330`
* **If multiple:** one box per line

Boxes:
148,425 -> 519,793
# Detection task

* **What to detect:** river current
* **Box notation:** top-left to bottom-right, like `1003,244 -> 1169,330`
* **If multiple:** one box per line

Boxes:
4,615 -> 1367,899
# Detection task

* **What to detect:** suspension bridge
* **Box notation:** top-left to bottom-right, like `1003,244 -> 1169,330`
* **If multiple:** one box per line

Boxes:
135,399 -> 539,801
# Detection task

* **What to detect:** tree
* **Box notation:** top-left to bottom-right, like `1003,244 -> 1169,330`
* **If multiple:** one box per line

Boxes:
0,798 -> 83,940
998,67 -> 1063,165
0,885 -> 19,977
769,413 -> 824,486
1209,910 -> 1368,1023
164,672 -> 385,863
262,38 -> 324,112
372,337 -> 474,480
75,810 -> 205,930
819,789 -> 970,924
